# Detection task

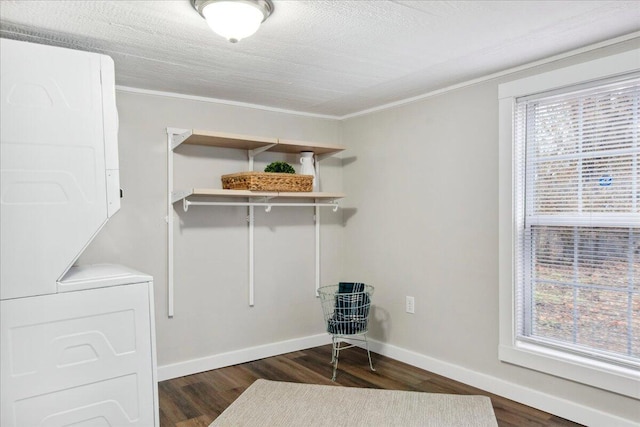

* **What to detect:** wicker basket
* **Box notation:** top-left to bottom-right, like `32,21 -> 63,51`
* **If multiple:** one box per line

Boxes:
221,172 -> 313,192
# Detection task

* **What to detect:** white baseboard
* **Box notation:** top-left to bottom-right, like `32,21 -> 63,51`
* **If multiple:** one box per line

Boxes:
157,334 -> 331,381
362,339 -> 638,427
158,335 -> 637,426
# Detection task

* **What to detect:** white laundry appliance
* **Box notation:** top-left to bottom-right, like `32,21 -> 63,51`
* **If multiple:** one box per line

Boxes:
0,38 -> 159,426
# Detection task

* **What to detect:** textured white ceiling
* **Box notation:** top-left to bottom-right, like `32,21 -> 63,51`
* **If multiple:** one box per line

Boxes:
1,1 -> 639,117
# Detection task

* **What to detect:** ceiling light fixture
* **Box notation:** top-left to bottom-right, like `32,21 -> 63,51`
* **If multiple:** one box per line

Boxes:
192,0 -> 274,43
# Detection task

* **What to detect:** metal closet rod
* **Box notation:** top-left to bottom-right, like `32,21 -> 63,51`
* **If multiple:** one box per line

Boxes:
183,198 -> 340,212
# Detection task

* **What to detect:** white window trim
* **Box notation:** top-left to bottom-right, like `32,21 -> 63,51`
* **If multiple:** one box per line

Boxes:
498,48 -> 640,399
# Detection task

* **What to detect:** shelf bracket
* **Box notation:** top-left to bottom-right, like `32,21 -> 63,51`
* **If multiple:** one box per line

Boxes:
167,128 -> 192,150
248,143 -> 277,170
171,190 -> 192,204
249,144 -> 276,158
256,195 -> 276,213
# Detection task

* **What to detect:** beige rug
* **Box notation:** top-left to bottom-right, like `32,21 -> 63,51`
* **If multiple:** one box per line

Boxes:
209,379 -> 498,426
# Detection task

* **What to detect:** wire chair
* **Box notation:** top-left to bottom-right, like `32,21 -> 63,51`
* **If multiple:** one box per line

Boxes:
318,283 -> 375,381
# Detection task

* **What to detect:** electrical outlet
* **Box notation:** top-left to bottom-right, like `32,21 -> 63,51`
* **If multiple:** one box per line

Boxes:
405,296 -> 415,314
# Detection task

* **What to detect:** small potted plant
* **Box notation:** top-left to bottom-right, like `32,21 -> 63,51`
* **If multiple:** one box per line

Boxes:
264,161 -> 295,174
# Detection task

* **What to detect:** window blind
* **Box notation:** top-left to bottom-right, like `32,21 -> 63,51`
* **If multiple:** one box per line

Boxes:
514,75 -> 640,367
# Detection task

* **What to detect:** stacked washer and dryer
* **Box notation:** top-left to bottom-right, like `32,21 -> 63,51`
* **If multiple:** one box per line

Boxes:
0,39 -> 159,426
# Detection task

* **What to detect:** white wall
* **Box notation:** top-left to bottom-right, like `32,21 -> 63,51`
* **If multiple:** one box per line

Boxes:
79,92 -> 343,368
341,39 -> 640,424
78,38 -> 640,425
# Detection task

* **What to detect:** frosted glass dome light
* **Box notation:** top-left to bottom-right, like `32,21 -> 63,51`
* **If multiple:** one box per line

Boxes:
193,0 -> 274,43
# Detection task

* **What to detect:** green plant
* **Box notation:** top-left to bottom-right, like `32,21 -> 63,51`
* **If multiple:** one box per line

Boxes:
264,161 -> 295,174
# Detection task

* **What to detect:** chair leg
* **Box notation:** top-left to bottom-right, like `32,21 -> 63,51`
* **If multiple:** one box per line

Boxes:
364,334 -> 375,372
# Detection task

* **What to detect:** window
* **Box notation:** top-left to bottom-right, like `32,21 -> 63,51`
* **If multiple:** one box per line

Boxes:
516,77 -> 640,365
498,49 -> 640,398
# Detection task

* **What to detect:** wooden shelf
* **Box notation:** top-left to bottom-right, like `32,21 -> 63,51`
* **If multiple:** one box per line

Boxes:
275,191 -> 345,199
272,139 -> 344,156
172,188 -> 345,203
183,130 -> 276,150
176,130 -> 344,157
189,189 -> 273,198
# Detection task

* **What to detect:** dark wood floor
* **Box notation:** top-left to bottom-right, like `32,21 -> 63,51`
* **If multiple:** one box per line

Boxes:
158,344 -> 584,427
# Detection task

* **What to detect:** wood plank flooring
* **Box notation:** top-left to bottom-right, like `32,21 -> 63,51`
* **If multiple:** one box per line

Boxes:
159,344 -> 584,427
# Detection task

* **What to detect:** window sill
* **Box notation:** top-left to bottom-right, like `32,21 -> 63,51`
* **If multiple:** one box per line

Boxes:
499,341 -> 640,399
